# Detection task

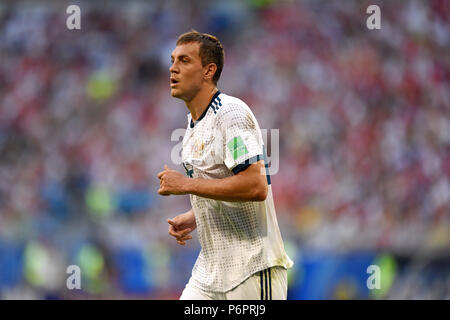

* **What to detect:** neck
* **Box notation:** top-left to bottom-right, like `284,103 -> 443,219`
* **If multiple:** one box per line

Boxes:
185,85 -> 218,121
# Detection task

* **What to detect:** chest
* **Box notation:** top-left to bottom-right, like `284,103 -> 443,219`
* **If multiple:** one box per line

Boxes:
181,117 -> 226,171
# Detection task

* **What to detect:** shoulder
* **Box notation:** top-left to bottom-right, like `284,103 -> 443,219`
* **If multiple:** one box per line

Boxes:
218,93 -> 250,112
215,93 -> 255,123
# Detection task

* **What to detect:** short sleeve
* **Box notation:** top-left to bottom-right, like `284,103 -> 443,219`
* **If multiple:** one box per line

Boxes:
216,103 -> 263,173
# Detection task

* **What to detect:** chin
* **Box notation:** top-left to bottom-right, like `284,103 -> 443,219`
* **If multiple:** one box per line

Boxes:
171,89 -> 186,100
170,88 -> 180,96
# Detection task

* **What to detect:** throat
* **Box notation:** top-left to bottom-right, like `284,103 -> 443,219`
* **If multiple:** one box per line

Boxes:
186,88 -> 219,121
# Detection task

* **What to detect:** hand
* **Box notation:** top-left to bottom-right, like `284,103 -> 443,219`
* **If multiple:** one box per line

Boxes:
158,164 -> 189,196
168,210 -> 197,246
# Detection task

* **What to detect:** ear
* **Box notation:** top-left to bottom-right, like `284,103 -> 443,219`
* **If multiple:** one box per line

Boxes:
204,63 -> 217,82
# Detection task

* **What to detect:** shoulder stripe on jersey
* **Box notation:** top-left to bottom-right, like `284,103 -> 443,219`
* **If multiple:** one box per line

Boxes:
211,95 -> 222,114
190,90 -> 221,128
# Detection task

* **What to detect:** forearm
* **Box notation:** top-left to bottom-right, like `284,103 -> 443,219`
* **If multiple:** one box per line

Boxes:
158,161 -> 267,201
183,171 -> 267,202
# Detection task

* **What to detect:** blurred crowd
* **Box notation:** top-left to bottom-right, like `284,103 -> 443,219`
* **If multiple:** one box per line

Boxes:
0,0 -> 448,299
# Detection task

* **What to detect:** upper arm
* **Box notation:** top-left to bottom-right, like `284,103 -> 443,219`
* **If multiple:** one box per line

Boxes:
235,160 -> 268,201
235,160 -> 267,182
215,103 -> 268,201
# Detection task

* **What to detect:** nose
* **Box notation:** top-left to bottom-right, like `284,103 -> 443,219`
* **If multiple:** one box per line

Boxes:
169,62 -> 179,74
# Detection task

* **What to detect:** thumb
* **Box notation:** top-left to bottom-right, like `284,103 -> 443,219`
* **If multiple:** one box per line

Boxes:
168,219 -> 178,227
164,164 -> 170,170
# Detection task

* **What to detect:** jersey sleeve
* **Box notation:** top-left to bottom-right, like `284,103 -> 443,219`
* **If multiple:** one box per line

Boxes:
216,103 -> 263,174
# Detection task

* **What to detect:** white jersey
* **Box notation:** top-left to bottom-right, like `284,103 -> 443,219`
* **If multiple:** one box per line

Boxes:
181,91 -> 293,293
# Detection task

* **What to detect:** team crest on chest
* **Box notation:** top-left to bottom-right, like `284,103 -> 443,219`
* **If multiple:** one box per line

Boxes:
192,139 -> 205,158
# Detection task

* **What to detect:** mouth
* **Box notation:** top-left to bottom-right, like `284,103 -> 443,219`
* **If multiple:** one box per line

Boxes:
170,78 -> 179,87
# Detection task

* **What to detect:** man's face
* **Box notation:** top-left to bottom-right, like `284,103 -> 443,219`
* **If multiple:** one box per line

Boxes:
169,42 -> 205,101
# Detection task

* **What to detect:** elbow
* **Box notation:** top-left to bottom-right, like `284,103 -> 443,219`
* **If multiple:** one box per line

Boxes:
252,183 -> 268,202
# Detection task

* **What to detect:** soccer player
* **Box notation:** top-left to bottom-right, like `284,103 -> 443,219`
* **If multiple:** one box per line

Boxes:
157,30 -> 293,300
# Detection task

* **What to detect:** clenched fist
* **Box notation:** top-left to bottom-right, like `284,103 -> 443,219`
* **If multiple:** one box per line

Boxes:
157,164 -> 189,196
